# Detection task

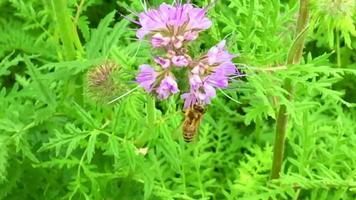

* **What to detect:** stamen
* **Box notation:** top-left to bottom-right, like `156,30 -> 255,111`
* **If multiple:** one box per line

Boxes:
218,88 -> 241,104
140,0 -> 148,12
119,13 -> 140,25
108,85 -> 140,104
205,0 -> 218,11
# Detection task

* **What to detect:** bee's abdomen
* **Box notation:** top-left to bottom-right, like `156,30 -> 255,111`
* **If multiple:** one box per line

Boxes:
183,131 -> 195,142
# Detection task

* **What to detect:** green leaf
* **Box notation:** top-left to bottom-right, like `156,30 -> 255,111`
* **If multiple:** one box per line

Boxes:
86,131 -> 97,163
0,136 -> 9,183
24,57 -> 56,105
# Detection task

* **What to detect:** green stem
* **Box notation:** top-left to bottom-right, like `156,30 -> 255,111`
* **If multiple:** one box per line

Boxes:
270,79 -> 293,179
270,0 -> 309,180
51,0 -> 84,104
336,29 -> 341,68
51,0 -> 83,60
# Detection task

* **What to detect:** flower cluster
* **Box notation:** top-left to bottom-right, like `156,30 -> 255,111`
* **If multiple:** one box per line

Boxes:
135,3 -> 238,108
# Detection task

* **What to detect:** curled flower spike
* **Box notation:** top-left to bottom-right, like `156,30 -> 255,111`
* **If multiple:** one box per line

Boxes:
136,3 -> 212,48
134,3 -> 239,108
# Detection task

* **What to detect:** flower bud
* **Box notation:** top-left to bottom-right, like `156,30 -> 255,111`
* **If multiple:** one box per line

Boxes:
86,62 -> 124,104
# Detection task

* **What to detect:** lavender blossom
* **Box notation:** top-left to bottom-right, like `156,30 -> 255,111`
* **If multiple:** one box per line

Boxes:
182,40 -> 237,108
181,92 -> 197,109
136,3 -> 212,48
151,33 -> 170,47
189,74 -> 203,90
205,62 -> 237,89
172,55 -> 189,67
156,75 -> 179,99
214,62 -> 237,76
206,40 -> 235,65
198,83 -> 216,104
205,72 -> 229,88
181,83 -> 216,108
136,64 -> 158,92
154,57 -> 171,69
133,3 -> 239,109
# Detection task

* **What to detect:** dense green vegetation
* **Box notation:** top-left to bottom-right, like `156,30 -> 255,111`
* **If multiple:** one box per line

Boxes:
0,0 -> 355,199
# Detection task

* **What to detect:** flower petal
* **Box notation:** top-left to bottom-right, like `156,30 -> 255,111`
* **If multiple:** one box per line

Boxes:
136,64 -> 158,92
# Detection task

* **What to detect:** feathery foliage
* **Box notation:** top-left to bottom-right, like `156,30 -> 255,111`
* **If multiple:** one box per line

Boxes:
0,0 -> 355,199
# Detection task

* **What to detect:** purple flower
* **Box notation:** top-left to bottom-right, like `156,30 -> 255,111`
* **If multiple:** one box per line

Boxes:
183,73 -> 217,108
184,31 -> 199,41
136,64 -> 158,92
151,33 -> 170,47
181,83 -> 216,108
181,92 -> 198,109
189,74 -> 203,90
172,36 -> 185,48
172,55 -> 189,67
198,83 -> 216,103
181,40 -> 239,108
206,40 -> 235,65
205,62 -> 237,88
156,75 -> 179,99
191,65 -> 201,74
205,72 -> 229,88
214,62 -> 237,76
136,3 -> 212,47
186,4 -> 212,30
134,4 -> 239,111
154,56 -> 170,69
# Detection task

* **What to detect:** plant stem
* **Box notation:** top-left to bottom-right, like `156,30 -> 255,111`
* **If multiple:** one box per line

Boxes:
270,79 -> 292,179
270,0 -> 309,180
51,0 -> 83,60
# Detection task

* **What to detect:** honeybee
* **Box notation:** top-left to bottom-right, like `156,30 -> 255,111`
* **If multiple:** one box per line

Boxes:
182,104 -> 205,142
